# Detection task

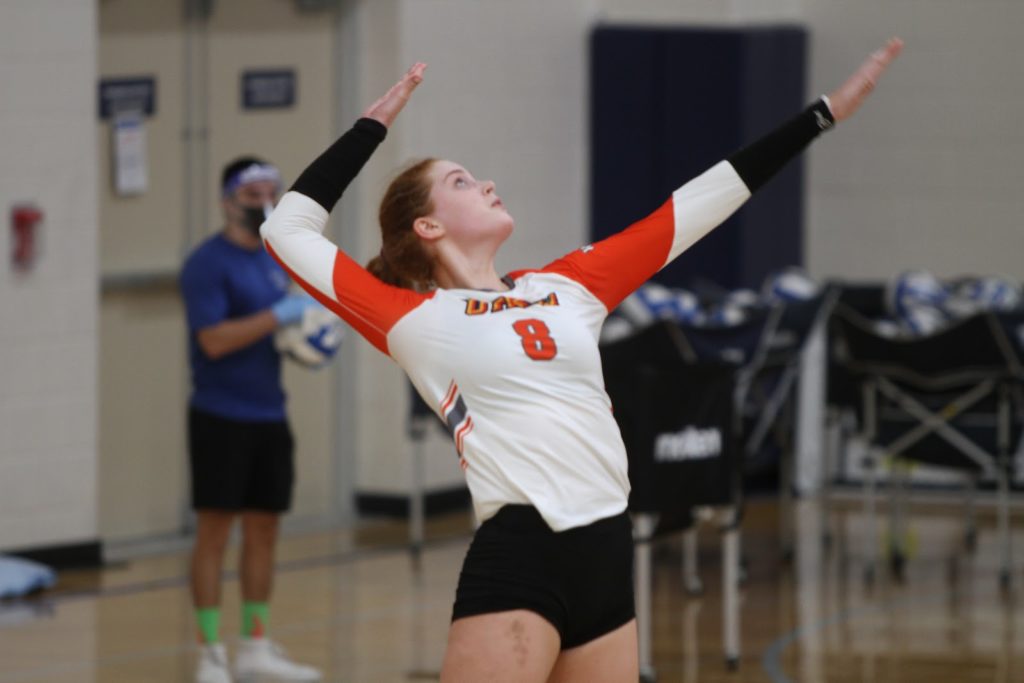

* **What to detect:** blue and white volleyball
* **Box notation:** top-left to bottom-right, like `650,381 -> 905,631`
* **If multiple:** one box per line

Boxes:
673,289 -> 703,325
886,270 -> 951,337
705,289 -> 760,327
618,286 -> 661,328
618,283 -> 681,326
274,304 -> 345,368
950,275 -> 1022,314
727,288 -> 761,310
763,267 -> 820,303
600,315 -> 636,344
707,303 -> 745,327
635,283 -> 680,320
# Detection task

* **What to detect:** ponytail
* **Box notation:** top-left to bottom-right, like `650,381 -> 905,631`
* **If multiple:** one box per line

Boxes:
367,158 -> 438,291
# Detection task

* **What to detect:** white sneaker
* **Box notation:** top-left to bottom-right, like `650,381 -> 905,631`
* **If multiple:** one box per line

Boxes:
234,638 -> 321,682
196,643 -> 233,683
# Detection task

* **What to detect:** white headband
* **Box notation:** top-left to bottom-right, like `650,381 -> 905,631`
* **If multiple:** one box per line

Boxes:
223,163 -> 282,196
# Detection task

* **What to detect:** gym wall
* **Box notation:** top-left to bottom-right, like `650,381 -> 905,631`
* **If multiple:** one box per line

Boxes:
0,0 -> 100,558
802,0 -> 1023,280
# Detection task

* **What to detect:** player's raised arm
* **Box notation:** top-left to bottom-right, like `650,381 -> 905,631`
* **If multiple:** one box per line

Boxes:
259,63 -> 429,354
540,39 -> 904,312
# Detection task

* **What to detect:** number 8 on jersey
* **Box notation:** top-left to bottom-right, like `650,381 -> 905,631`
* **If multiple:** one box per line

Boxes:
512,318 -> 557,361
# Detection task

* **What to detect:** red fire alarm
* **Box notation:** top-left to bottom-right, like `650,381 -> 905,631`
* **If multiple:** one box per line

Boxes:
11,204 -> 42,271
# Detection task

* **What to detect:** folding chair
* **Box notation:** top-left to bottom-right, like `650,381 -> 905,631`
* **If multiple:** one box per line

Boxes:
831,304 -> 1024,587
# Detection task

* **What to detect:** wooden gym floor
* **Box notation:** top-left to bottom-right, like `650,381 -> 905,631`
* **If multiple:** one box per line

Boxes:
0,497 -> 1021,682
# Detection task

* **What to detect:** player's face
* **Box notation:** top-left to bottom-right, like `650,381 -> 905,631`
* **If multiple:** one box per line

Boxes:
426,160 -> 514,248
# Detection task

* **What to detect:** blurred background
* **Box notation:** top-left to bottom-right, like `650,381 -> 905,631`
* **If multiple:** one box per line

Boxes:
5,0 -> 1020,560
1,1 -> 1022,681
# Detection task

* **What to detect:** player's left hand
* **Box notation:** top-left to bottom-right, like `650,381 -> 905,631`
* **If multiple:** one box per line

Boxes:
827,38 -> 903,122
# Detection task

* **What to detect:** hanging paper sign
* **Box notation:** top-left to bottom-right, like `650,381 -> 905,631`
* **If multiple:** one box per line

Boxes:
111,111 -> 148,196
242,69 -> 297,110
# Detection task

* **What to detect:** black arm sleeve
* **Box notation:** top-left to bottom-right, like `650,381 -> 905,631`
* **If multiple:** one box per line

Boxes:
289,117 -> 388,212
727,97 -> 835,193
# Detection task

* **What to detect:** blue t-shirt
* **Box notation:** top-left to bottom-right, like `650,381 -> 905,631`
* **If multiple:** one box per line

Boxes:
180,233 -> 291,421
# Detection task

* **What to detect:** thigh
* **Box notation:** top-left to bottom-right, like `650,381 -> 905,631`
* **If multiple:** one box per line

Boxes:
546,619 -> 637,683
189,408 -> 250,511
441,610 -> 561,683
245,420 -> 294,512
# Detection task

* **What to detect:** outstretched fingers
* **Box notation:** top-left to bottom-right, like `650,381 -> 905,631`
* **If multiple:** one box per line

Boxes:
363,62 -> 428,128
828,37 -> 903,122
862,38 -> 904,87
389,62 -> 427,100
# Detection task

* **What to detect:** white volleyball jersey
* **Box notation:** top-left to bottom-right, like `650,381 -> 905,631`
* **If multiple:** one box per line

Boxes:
262,161 -> 751,531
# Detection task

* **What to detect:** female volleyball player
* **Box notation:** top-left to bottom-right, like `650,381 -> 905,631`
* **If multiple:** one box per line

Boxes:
261,38 -> 902,682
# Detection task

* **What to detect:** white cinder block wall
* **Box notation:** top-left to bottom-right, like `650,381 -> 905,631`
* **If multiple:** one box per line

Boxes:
0,1 -> 99,551
347,0 -> 1024,497
803,0 -> 1024,280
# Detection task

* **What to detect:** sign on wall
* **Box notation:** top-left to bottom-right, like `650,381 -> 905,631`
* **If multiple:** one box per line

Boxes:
241,69 -> 297,110
98,76 -> 157,119
111,111 -> 148,196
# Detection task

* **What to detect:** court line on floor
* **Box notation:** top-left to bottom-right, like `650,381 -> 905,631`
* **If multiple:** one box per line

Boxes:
759,584 -> 997,683
761,604 -> 878,683
0,532 -> 471,619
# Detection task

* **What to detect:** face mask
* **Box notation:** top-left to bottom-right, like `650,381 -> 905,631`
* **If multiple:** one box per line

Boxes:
240,205 -> 268,235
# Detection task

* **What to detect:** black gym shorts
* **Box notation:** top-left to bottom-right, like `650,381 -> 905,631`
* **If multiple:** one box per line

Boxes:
188,407 -> 295,512
452,504 -> 635,649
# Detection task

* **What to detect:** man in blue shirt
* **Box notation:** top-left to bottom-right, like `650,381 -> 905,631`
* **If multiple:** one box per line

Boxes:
180,157 -> 320,683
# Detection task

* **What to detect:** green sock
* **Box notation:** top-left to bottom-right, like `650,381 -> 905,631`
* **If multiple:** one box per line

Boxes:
195,607 -> 221,644
242,601 -> 270,639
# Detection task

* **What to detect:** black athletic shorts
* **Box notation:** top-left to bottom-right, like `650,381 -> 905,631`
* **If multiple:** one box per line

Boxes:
452,504 -> 635,649
188,407 -> 295,512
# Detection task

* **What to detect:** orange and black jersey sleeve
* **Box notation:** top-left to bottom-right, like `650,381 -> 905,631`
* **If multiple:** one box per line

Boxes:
261,118 -> 432,355
514,97 -> 836,311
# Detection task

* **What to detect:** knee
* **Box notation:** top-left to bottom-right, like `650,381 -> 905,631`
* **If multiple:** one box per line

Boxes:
242,513 -> 280,547
195,512 -> 236,551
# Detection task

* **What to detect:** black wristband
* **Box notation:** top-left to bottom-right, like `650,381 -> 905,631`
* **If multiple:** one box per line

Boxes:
290,117 -> 388,212
727,97 -> 835,193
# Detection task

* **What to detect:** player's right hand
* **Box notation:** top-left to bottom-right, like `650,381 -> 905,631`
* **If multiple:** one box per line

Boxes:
362,62 -> 427,129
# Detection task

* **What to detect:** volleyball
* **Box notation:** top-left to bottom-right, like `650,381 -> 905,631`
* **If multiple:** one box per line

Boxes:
635,283 -> 681,320
763,267 -> 820,303
274,304 -> 345,368
673,289 -> 703,325
950,275 -> 1022,315
886,270 -> 950,336
705,288 -> 760,327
